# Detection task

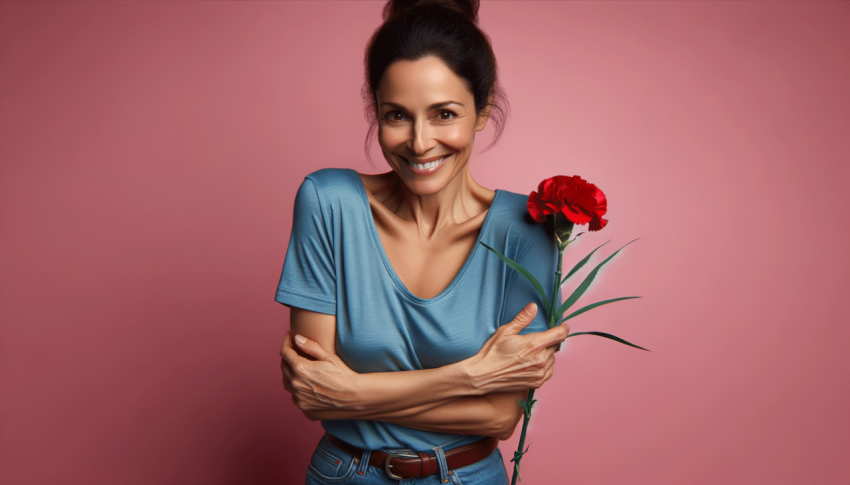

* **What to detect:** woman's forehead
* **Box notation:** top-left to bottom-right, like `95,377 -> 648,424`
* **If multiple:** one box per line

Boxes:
377,57 -> 474,106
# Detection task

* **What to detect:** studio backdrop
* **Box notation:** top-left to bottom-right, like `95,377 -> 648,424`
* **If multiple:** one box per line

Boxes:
1,1 -> 848,484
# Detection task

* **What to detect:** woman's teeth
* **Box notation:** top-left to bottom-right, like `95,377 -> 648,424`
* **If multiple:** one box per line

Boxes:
407,156 -> 446,170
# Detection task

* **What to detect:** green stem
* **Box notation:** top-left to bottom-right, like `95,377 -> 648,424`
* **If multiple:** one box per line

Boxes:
551,247 -> 565,328
511,389 -> 535,485
510,216 -> 571,484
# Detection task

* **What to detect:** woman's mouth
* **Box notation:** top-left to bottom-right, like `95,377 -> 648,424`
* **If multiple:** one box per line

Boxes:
401,154 -> 449,175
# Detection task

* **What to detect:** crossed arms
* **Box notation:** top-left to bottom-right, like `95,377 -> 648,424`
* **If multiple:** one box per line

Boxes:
280,303 -> 568,441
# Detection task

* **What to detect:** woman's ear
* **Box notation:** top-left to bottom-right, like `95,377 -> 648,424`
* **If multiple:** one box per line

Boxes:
474,108 -> 490,132
474,92 -> 495,132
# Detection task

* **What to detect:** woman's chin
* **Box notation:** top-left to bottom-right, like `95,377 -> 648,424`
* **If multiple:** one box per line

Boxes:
400,166 -> 459,196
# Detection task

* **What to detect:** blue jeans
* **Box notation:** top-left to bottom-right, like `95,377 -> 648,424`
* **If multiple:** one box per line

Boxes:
304,435 -> 510,485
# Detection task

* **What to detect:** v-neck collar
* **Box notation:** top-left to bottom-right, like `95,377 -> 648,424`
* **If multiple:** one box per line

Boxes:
348,168 -> 502,304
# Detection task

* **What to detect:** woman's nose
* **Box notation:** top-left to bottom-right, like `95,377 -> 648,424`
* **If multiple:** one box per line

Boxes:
408,120 -> 436,155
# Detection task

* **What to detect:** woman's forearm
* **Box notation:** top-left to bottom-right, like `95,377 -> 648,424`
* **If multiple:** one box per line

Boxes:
380,391 -> 526,440
346,359 -> 483,413
288,335 -> 488,415
308,390 -> 528,441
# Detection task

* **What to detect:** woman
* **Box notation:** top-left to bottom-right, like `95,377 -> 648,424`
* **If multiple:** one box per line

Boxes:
277,1 -> 569,483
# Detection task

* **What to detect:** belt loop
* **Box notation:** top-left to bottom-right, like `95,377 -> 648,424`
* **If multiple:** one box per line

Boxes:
432,446 -> 451,483
357,448 -> 371,477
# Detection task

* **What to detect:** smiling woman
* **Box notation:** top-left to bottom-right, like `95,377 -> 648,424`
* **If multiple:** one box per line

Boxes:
276,1 -> 568,483
376,57 -> 488,197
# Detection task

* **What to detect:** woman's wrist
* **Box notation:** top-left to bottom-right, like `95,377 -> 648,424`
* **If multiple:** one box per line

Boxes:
346,372 -> 369,412
455,354 -> 489,396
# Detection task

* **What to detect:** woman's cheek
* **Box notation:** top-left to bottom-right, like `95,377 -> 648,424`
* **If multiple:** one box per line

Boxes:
378,125 -> 408,150
438,124 -> 474,151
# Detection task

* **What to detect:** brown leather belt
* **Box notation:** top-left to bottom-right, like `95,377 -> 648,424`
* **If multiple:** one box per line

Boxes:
324,432 -> 499,480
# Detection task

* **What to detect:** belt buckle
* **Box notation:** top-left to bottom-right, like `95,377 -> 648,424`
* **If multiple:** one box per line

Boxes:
384,450 -> 417,480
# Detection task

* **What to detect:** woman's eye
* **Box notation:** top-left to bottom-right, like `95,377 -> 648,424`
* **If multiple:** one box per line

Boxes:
383,111 -> 455,122
385,111 -> 407,122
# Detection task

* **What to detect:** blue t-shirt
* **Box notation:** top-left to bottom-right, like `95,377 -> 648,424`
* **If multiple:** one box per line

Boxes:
276,168 -> 562,452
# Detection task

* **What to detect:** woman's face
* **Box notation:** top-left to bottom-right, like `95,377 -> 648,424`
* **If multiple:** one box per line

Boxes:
376,56 -> 488,196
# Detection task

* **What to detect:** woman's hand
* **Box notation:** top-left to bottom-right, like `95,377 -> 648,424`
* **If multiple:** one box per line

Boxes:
463,302 -> 570,394
280,331 -> 363,418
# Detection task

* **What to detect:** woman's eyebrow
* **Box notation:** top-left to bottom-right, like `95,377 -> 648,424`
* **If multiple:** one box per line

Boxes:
380,101 -> 464,110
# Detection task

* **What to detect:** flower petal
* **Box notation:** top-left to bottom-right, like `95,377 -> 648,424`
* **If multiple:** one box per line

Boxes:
527,191 -> 547,222
588,217 -> 608,232
560,204 -> 593,225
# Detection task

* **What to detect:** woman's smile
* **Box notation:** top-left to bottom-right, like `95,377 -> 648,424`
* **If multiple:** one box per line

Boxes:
400,153 -> 451,175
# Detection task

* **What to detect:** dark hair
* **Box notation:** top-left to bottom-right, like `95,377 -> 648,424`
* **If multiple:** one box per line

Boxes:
362,0 -> 509,162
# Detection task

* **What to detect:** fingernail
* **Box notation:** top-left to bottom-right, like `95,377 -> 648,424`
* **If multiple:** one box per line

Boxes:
526,303 -> 537,314
294,334 -> 306,345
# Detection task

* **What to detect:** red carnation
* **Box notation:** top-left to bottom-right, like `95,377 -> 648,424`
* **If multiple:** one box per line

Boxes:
527,175 -> 608,232
483,174 -> 643,485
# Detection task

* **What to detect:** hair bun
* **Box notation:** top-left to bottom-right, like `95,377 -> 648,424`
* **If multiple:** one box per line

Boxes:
382,0 -> 479,24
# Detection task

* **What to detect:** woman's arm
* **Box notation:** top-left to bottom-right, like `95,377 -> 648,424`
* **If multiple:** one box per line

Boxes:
280,305 -> 568,439
366,390 -> 530,441
283,329 -> 527,439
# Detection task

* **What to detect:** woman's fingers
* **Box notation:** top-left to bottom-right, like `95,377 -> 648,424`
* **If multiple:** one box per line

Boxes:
280,355 -> 291,378
280,334 -> 297,393
281,360 -> 294,393
280,332 -> 301,376
540,357 -> 556,386
469,302 -> 572,393
280,331 -> 291,355
280,331 -> 295,361
293,334 -> 334,362
500,303 -> 538,337
533,323 -> 570,350
280,332 -> 307,369
278,332 -> 364,414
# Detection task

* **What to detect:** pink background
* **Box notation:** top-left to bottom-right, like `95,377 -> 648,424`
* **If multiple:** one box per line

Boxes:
1,1 -> 848,484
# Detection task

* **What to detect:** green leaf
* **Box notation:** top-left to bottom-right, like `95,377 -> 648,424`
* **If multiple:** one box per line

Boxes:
515,399 -> 529,413
565,331 -> 650,351
511,446 -> 530,483
480,241 -> 551,317
554,238 -> 640,321
561,239 -> 610,286
560,297 -> 641,323
511,446 -> 530,463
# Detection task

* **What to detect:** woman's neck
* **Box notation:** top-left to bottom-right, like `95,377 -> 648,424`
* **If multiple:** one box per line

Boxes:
370,165 -> 495,240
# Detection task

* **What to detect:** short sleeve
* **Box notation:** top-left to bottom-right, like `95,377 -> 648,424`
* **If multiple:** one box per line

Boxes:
500,235 -> 563,335
275,177 -> 336,315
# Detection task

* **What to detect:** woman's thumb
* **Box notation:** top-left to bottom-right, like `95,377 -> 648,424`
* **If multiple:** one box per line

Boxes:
506,303 -> 537,334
